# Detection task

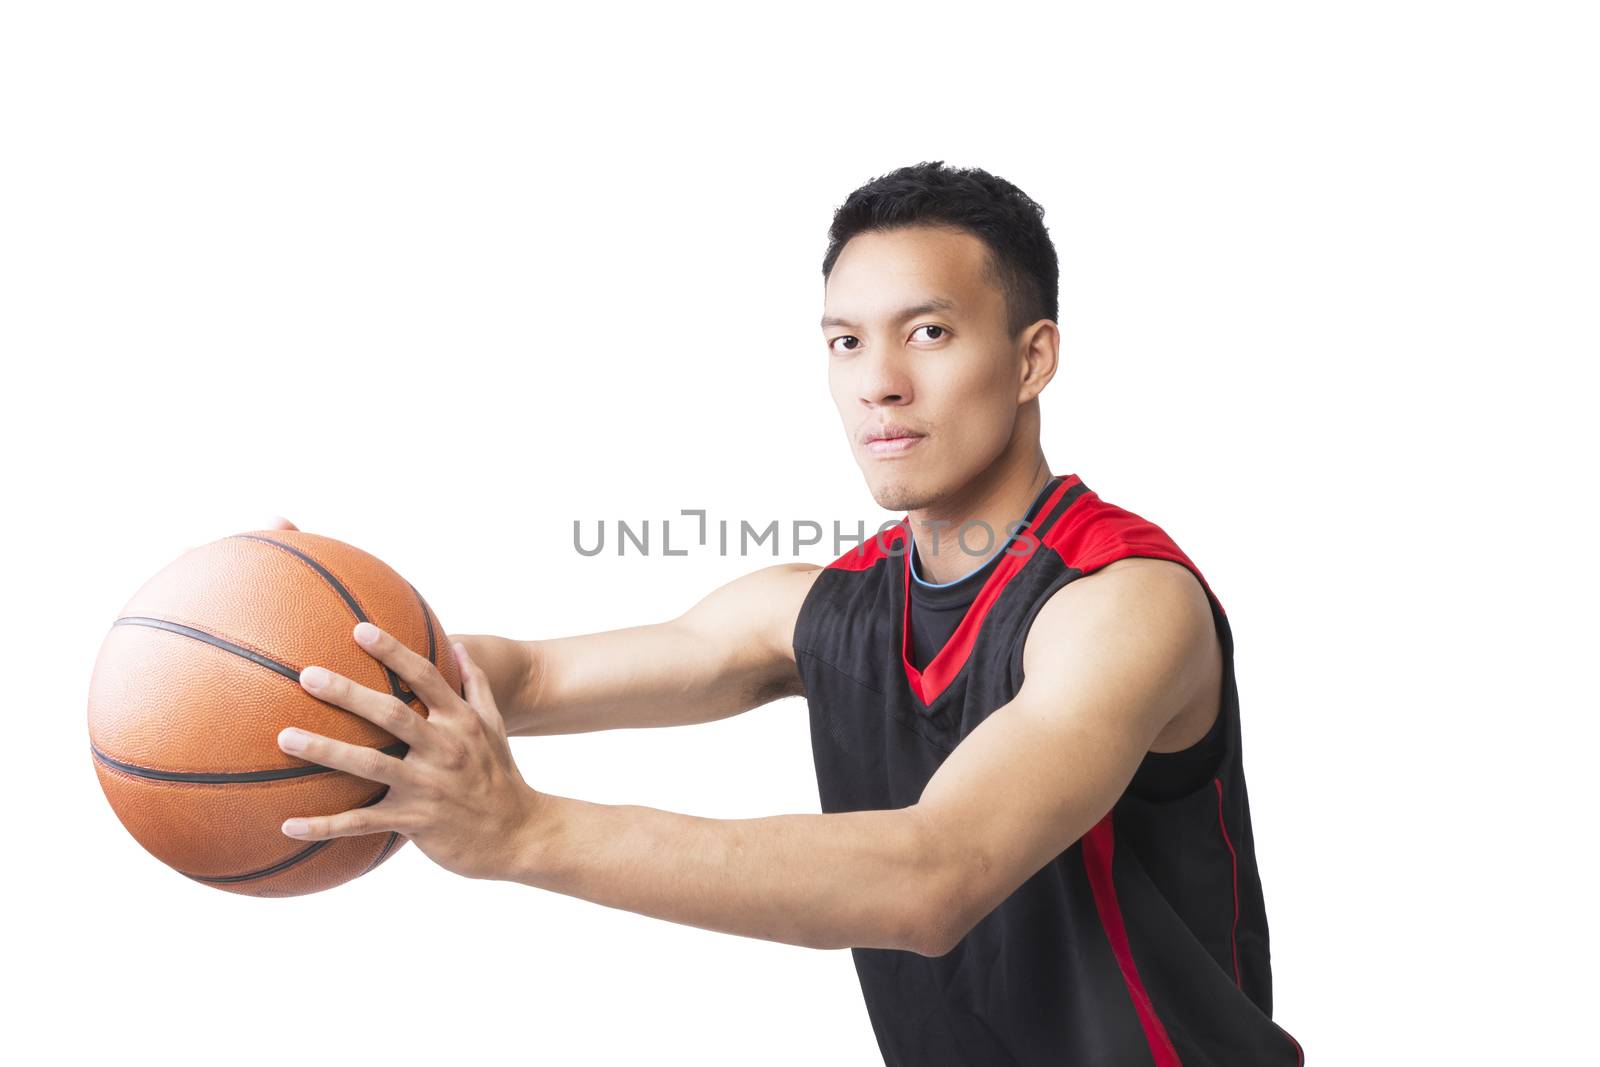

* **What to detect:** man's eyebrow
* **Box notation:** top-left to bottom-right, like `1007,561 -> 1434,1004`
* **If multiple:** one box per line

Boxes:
820,297 -> 958,331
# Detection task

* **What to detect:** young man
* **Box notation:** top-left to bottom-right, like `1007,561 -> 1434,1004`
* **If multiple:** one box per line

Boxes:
274,162 -> 1303,1065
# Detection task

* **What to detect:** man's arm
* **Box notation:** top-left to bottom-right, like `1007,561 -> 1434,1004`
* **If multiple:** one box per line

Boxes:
452,562 -> 822,736
503,795 -> 945,954
491,556 -> 1217,957
913,557 -> 1221,953
262,517 -> 820,738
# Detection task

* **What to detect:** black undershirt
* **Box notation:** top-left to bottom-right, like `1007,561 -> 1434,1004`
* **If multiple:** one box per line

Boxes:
906,480 -> 1225,800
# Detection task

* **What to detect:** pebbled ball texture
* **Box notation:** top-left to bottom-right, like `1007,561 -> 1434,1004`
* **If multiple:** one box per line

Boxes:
87,530 -> 461,897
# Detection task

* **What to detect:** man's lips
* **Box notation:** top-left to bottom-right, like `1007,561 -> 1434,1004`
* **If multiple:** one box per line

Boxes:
863,432 -> 925,456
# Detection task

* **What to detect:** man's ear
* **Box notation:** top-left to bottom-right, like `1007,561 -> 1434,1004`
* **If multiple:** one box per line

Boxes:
1016,320 -> 1060,404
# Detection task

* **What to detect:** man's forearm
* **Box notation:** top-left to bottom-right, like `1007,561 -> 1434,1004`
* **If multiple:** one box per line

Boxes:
448,564 -> 818,738
452,627 -> 793,738
500,794 -> 947,956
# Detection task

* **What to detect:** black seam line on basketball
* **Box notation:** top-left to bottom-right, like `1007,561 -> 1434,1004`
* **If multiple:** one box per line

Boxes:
183,837 -> 335,884
360,832 -> 401,877
407,581 -> 437,665
91,740 -> 409,783
114,615 -> 301,682
230,534 -> 414,705
183,787 -> 389,884
410,587 -> 463,696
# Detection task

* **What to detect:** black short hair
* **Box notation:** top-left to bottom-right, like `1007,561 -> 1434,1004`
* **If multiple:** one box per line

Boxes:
822,161 -> 1059,338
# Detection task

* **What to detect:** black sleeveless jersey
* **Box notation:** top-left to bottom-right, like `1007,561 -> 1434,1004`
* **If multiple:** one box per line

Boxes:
793,474 -> 1303,1066
905,480 -> 1227,803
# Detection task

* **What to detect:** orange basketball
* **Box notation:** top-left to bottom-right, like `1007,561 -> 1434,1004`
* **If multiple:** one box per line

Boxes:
87,530 -> 460,897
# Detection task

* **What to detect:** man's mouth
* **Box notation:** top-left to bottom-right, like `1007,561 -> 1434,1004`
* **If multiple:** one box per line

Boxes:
862,428 -> 926,456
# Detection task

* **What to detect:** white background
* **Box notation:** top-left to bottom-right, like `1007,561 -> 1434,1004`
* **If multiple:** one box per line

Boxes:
3,2 -> 1595,1063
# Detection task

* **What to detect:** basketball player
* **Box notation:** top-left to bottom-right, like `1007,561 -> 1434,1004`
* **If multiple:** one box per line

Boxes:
273,162 -> 1303,1065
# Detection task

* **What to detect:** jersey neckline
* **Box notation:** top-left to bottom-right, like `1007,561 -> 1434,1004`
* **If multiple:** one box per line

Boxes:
907,475 -> 1060,611
898,473 -> 1088,708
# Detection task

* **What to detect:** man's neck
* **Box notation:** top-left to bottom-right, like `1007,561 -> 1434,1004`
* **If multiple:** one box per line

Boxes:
907,451 -> 1054,585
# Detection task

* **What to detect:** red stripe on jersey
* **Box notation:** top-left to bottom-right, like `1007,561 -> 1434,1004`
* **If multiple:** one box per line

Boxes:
1083,815 -> 1183,1067
900,475 -> 1081,705
826,521 -> 909,572
1213,777 -> 1243,987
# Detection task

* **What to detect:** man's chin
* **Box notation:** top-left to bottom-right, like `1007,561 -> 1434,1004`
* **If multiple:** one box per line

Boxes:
864,472 -> 938,514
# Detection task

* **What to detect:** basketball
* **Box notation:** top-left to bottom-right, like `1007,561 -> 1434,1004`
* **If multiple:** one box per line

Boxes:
87,530 -> 461,897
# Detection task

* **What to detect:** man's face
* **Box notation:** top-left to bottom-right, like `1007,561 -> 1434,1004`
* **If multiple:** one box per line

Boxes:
822,224 -> 1025,512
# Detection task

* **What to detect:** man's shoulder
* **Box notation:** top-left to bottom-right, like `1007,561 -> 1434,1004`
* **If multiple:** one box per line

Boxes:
1020,555 -> 1219,727
1032,556 -> 1210,638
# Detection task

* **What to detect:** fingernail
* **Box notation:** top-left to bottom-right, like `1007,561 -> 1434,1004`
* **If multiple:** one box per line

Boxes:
279,728 -> 308,753
282,819 -> 309,837
354,622 -> 380,644
300,666 -> 331,690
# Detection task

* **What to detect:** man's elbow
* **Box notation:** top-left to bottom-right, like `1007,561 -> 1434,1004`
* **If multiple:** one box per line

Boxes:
910,873 -> 986,957
899,811 -> 990,957
913,915 -> 967,958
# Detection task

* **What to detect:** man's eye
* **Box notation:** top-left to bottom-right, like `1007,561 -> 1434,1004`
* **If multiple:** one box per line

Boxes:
829,336 -> 861,353
911,325 -> 947,342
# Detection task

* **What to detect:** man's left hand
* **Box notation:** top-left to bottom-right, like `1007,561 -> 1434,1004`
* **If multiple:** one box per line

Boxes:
276,622 -> 542,881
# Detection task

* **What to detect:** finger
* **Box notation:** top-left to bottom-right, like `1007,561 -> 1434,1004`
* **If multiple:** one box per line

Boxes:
299,664 -> 430,748
454,642 -> 507,734
277,726 -> 414,787
281,794 -> 402,841
352,622 -> 462,713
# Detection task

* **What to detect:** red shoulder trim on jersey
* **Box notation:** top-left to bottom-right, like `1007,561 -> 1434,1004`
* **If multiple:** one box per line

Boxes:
901,475 -> 1083,706
1083,814 -> 1183,1066
826,520 -> 909,572
1042,490 -> 1224,616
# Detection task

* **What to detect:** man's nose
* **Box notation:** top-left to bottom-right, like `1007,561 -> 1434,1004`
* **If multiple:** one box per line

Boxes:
857,349 -> 912,408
